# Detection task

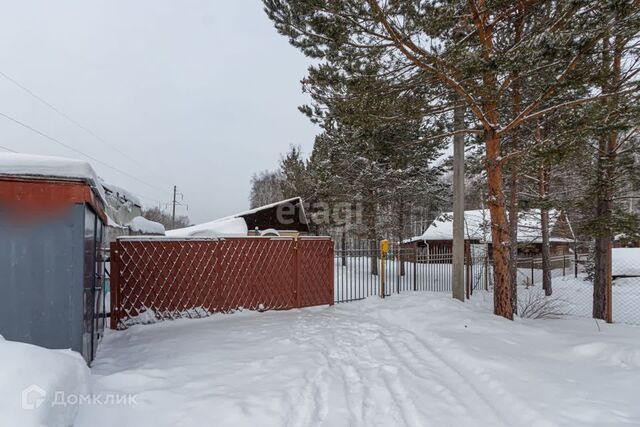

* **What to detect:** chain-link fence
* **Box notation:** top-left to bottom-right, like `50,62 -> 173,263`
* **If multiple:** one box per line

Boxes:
334,241 -> 640,325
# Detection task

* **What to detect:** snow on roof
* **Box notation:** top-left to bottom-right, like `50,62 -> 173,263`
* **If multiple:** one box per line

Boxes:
612,248 -> 640,277
126,216 -> 165,235
410,209 -> 572,243
165,217 -> 248,238
0,153 -> 106,204
101,181 -> 142,207
233,197 -> 305,218
411,209 -> 490,242
165,197 -> 305,238
107,214 -> 127,229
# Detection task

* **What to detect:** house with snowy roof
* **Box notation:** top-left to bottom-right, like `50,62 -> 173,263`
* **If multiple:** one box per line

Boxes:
405,208 -> 575,257
166,197 -> 309,238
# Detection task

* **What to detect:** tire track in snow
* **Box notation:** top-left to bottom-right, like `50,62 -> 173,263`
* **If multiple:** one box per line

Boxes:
376,330 -> 504,425
376,320 -> 551,426
379,365 -> 429,427
285,307 -> 535,426
313,313 -> 450,427
332,307 -> 509,425
299,311 -> 425,427
285,313 -> 331,427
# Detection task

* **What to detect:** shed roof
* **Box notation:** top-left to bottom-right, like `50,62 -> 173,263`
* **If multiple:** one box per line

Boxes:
0,153 -> 106,204
166,197 -> 309,238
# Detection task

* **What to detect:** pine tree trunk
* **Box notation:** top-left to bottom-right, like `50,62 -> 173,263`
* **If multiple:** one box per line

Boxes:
370,238 -> 379,276
593,32 -> 621,322
539,165 -> 552,296
486,128 -> 513,319
508,166 -> 519,310
508,1 -> 524,314
593,134 -> 615,320
593,230 -> 611,319
366,198 -> 379,276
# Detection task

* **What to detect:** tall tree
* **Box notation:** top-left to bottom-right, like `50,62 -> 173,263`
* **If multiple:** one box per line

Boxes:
279,145 -> 311,200
249,170 -> 285,208
265,0 -> 638,319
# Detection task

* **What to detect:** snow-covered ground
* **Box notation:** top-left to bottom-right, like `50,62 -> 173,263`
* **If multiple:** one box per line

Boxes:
76,293 -> 640,427
612,248 -> 640,277
522,274 -> 640,325
335,256 -> 640,325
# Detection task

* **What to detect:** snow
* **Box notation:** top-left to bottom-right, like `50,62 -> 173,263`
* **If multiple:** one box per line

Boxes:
166,197 -> 305,238
126,216 -> 165,235
612,248 -> 640,277
101,181 -> 142,207
76,293 -> 640,426
0,336 -> 89,427
409,209 -> 572,243
335,253 -> 640,325
233,196 -> 303,217
107,214 -> 127,229
165,216 -> 248,238
0,152 -> 106,203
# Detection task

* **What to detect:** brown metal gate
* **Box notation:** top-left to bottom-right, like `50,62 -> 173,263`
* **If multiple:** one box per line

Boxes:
110,236 -> 333,329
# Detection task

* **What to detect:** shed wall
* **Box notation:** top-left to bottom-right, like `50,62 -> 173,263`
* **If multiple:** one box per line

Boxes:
0,204 -> 85,353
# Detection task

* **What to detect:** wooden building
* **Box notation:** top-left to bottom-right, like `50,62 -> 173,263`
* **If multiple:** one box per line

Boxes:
405,209 -> 575,258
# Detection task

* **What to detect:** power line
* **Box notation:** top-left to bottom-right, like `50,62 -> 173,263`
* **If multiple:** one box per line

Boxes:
0,144 -> 18,153
0,70 -> 172,188
0,110 -> 171,197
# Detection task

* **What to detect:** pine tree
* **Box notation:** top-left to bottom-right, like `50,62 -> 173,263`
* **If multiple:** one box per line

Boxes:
266,0 -> 639,319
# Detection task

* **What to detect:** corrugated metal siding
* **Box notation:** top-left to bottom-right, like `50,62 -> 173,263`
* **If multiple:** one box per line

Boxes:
0,204 -> 84,353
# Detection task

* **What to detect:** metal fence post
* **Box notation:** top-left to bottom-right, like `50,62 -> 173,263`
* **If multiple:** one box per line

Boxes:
465,241 -> 471,298
413,247 -> 417,291
109,241 -> 120,330
396,245 -> 400,294
484,247 -> 489,291
380,240 -> 388,298
380,251 -> 385,299
294,237 -> 301,308
563,255 -> 566,277
531,258 -> 534,285
329,243 -> 335,306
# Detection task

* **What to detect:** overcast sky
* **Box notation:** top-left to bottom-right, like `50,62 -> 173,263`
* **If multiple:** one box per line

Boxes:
0,0 -> 317,223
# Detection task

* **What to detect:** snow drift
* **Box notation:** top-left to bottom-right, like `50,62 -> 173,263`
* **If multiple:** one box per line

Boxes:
0,336 -> 89,427
126,216 -> 165,235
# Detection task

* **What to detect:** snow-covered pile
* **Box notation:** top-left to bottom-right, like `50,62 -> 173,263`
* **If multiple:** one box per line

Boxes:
101,181 -> 142,207
0,153 -> 106,203
166,216 -> 247,238
126,216 -> 165,235
0,336 -> 89,427
77,293 -> 640,426
613,248 -> 640,277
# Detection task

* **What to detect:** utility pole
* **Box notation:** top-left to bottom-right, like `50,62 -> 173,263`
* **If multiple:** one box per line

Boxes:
452,99 -> 466,302
172,185 -> 177,228
166,186 -> 188,230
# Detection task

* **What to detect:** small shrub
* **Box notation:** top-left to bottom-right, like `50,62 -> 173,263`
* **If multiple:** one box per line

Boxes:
518,292 -> 569,319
